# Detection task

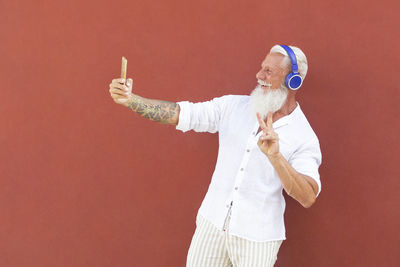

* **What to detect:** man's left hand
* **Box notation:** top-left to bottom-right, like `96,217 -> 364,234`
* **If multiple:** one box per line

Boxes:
257,112 -> 280,157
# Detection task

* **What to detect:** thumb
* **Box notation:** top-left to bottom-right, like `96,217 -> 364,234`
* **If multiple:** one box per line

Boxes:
126,78 -> 133,91
257,137 -> 263,147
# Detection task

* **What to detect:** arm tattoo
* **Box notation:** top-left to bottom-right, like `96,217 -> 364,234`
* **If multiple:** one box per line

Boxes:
127,97 -> 178,124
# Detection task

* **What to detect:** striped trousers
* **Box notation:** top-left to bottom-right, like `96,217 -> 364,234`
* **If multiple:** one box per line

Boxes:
186,206 -> 283,267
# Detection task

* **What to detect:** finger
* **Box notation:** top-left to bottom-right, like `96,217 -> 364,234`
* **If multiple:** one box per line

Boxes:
109,87 -> 128,96
110,82 -> 129,91
257,136 -> 266,146
267,111 -> 273,129
256,112 -> 267,130
109,84 -> 128,93
109,88 -> 130,96
126,78 -> 133,91
260,132 -> 278,141
260,135 -> 273,141
112,78 -> 126,84
126,78 -> 133,87
257,138 -> 263,147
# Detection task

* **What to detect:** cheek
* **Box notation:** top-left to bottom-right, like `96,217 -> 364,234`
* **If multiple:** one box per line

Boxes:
265,74 -> 273,81
272,76 -> 283,85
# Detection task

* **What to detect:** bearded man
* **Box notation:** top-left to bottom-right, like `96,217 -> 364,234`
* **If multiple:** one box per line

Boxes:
108,45 -> 322,267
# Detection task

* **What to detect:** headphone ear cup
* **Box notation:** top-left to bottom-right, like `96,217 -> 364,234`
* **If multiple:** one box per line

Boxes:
286,72 -> 303,90
285,72 -> 293,88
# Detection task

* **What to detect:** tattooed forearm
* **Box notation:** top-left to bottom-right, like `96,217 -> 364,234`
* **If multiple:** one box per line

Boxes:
127,95 -> 180,125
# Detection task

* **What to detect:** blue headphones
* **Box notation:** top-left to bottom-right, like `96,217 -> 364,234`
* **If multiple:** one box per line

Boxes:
280,45 -> 303,90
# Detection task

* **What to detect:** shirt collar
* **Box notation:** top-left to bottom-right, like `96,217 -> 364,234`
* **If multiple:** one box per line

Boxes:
252,102 -> 300,131
273,102 -> 300,128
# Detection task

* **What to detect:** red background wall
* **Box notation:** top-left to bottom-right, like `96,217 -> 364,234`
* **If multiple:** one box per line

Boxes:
1,0 -> 399,266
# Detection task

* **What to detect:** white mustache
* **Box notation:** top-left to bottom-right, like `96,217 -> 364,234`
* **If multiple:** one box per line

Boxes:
257,79 -> 272,87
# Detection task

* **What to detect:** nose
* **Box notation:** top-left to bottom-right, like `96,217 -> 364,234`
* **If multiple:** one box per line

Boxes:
256,69 -> 265,80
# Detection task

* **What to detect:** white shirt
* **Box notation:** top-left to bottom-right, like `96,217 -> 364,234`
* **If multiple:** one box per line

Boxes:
176,95 -> 322,242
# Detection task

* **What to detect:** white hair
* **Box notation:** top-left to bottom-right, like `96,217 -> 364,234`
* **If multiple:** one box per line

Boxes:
270,45 -> 308,80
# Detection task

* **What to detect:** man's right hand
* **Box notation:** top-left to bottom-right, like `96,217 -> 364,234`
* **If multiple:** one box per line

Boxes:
109,78 -> 133,107
108,77 -> 180,125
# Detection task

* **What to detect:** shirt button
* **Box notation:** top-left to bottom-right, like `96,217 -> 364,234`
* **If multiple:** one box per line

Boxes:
246,149 -> 250,152
240,168 -> 244,171
235,187 -> 238,190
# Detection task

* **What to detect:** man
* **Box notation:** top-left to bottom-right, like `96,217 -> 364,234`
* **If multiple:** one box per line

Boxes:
108,45 -> 322,267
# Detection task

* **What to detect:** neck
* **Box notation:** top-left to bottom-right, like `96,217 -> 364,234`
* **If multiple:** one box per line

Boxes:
273,93 -> 297,121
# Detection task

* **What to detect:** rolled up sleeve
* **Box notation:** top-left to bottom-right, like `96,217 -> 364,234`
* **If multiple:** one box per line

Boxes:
289,138 -> 322,197
176,95 -> 230,133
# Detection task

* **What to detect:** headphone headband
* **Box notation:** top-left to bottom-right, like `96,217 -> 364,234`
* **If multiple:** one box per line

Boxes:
280,45 -> 298,72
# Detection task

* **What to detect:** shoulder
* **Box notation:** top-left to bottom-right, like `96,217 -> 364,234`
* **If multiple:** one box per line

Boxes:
215,94 -> 249,107
291,104 -> 320,143
214,94 -> 249,102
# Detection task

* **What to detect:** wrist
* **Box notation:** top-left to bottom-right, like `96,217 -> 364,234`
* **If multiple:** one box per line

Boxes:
267,151 -> 282,162
125,93 -> 137,108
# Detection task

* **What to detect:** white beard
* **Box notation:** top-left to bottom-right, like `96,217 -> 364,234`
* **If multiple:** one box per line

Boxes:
250,84 -> 288,120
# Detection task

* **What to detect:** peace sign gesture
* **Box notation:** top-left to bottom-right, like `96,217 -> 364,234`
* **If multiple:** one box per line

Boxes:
257,111 -> 280,157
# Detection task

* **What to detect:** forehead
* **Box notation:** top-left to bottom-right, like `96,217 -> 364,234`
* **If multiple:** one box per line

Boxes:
261,53 -> 286,70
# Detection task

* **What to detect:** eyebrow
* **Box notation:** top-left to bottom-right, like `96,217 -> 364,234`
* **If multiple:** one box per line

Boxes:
261,64 -> 273,71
